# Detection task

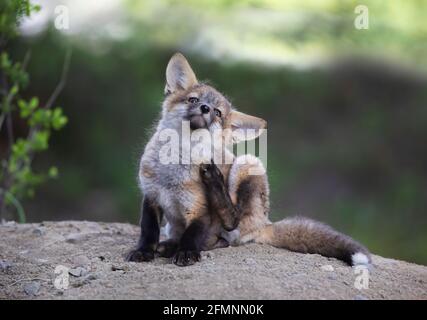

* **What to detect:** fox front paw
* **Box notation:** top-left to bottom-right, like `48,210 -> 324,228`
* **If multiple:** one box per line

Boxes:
126,248 -> 155,262
173,250 -> 201,266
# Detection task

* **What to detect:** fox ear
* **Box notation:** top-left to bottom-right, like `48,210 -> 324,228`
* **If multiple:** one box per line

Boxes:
228,110 -> 267,143
165,53 -> 198,94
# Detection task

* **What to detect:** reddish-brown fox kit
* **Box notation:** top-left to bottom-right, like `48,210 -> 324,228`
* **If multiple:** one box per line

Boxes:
127,53 -> 371,267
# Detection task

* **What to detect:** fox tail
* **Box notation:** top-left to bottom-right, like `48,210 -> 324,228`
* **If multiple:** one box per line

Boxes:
254,216 -> 371,266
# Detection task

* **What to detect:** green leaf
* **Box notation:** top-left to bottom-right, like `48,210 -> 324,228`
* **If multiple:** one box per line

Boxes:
29,109 -> 51,127
17,99 -> 26,109
51,107 -> 68,130
0,52 -> 11,69
48,166 -> 58,178
19,97 -> 38,117
29,97 -> 39,109
31,131 -> 50,151
10,84 -> 18,95
32,5 -> 41,13
11,139 -> 28,158
18,99 -> 29,117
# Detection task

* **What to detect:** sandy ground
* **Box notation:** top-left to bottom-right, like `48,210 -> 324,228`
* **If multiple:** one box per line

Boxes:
0,220 -> 426,300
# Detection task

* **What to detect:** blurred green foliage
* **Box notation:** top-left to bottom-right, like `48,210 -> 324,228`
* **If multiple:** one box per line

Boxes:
126,0 -> 427,70
0,0 -> 40,42
3,0 -> 427,264
0,0 -> 67,222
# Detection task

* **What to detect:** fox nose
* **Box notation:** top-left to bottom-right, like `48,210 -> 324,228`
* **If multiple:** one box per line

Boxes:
200,104 -> 210,114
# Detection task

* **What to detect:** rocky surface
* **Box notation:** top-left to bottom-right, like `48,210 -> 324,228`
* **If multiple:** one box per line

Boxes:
0,221 -> 426,300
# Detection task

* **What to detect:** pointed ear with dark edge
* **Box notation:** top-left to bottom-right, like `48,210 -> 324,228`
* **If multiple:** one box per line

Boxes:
229,110 -> 267,143
165,53 -> 198,94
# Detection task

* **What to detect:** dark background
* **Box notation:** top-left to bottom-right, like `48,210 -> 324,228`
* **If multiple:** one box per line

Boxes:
5,0 -> 427,264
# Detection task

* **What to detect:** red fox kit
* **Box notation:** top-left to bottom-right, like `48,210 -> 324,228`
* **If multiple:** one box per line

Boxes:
127,53 -> 371,267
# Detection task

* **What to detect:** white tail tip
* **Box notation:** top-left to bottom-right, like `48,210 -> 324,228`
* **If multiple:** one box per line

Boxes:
352,252 -> 370,266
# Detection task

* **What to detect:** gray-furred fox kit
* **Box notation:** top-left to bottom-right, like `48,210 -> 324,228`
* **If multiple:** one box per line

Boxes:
126,52 -> 371,267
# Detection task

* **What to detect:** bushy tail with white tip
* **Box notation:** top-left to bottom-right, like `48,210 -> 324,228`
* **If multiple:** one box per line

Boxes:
255,216 -> 371,266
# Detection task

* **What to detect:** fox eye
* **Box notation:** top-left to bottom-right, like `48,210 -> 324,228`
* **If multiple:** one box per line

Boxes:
188,97 -> 199,104
214,109 -> 222,118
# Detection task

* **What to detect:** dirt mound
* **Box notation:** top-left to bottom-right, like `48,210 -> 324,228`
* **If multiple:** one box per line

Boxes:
0,221 -> 426,299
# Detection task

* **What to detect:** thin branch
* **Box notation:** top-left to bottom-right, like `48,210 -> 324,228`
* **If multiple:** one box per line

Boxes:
24,48 -> 72,169
22,50 -> 32,70
0,113 -> 5,131
27,48 -> 72,144
6,112 -> 14,149
44,48 -> 72,110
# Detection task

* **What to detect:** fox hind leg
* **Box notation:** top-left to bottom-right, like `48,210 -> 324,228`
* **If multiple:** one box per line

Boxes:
199,156 -> 270,249
200,162 -> 239,231
228,155 -> 271,240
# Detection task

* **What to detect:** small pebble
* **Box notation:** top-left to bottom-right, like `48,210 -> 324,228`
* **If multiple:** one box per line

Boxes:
243,258 -> 256,265
111,265 -> 129,272
36,258 -> 49,264
69,267 -> 88,277
2,221 -> 16,227
24,282 -> 41,296
327,273 -> 337,280
85,273 -> 98,281
71,273 -> 97,288
203,252 -> 214,259
32,227 -> 45,236
320,265 -> 334,272
65,233 -> 86,244
0,260 -> 13,272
